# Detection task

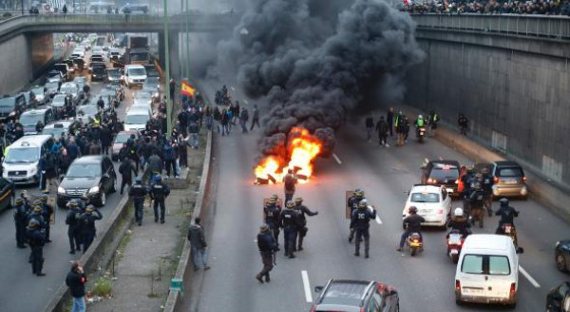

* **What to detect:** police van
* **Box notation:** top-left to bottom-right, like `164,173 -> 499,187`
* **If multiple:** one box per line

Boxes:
2,135 -> 53,185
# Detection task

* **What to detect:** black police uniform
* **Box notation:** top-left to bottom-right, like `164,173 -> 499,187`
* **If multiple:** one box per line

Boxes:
65,207 -> 82,254
294,204 -> 318,250
26,226 -> 46,275
481,173 -> 494,216
79,209 -> 103,252
347,195 -> 362,242
129,182 -> 148,225
350,206 -> 376,257
495,204 -> 519,234
150,181 -> 170,223
41,202 -> 54,242
280,207 -> 299,258
256,229 -> 277,283
263,203 -> 281,249
13,203 -> 28,248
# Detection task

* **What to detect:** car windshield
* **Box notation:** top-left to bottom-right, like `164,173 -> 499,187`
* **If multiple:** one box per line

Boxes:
45,82 -> 59,90
125,114 -> 149,124
107,69 -> 120,77
66,163 -> 101,178
0,98 -> 14,107
497,167 -> 524,177
128,68 -> 146,76
61,86 -> 76,94
4,147 -> 39,163
42,127 -> 67,137
144,77 -> 160,86
78,105 -> 98,115
52,95 -> 66,106
461,255 -> 511,275
430,165 -> 459,181
19,113 -> 43,126
411,192 -> 439,203
93,66 -> 106,74
115,132 -> 132,144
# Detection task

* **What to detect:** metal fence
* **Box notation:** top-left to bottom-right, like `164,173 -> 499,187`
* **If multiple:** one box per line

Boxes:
412,13 -> 570,39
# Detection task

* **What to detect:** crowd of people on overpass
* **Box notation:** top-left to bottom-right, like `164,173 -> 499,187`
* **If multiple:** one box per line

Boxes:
401,0 -> 570,15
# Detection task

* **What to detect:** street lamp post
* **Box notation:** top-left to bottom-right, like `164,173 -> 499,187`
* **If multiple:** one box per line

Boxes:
163,0 -> 172,135
185,0 -> 190,79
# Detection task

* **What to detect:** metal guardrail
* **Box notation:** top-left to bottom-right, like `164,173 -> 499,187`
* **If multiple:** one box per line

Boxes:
412,13 -> 570,39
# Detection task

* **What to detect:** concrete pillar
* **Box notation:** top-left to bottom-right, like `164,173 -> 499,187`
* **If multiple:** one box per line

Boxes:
158,31 -> 165,69
169,31 -> 180,80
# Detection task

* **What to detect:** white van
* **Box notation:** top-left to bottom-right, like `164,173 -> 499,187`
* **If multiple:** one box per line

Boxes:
455,234 -> 521,307
124,107 -> 151,131
123,64 -> 147,88
2,135 -> 53,185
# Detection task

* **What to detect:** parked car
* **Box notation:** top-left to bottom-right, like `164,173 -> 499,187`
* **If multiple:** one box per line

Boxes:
121,3 -> 149,14
57,155 -> 117,208
311,279 -> 400,312
44,82 -> 60,98
143,64 -> 160,78
421,160 -> 461,198
60,82 -> 81,105
91,62 -> 108,81
123,64 -> 147,88
46,70 -> 64,83
41,120 -> 82,138
402,184 -> 451,229
555,240 -> 570,272
546,281 -> 570,312
2,135 -> 53,185
0,176 -> 15,212
19,108 -> 54,135
111,130 -> 138,161
142,77 -> 160,101
0,94 -> 26,121
76,104 -> 99,120
29,86 -> 49,106
106,68 -> 122,84
53,63 -> 72,81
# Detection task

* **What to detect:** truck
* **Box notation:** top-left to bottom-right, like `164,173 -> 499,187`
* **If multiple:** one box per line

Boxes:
127,35 -> 150,65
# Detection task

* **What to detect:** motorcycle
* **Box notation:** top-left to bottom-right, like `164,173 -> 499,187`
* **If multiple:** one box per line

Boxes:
446,230 -> 465,264
406,232 -> 423,256
500,223 -> 520,250
416,126 -> 426,143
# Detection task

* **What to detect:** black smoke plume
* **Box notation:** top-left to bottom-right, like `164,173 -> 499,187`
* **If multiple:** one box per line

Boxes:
217,0 -> 424,160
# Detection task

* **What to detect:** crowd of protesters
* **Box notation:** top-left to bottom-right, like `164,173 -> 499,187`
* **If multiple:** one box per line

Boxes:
401,0 -> 570,15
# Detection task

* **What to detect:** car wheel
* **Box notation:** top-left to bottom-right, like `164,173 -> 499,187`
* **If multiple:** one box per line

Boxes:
96,192 -> 106,207
110,178 -> 117,193
556,251 -> 568,272
455,297 -> 463,306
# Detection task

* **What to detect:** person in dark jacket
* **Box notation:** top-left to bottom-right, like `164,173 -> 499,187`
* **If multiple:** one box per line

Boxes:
386,107 -> 395,137
495,198 -> 519,234
26,219 -> 46,276
119,158 -> 136,195
13,198 -> 28,248
187,217 -> 210,271
398,206 -> 425,252
79,206 -> 102,252
163,141 -> 177,177
350,199 -> 376,258
148,152 -> 163,177
99,126 -> 112,155
65,200 -> 82,254
65,261 -> 87,312
256,224 -> 277,283
129,178 -> 148,226
293,197 -> 318,251
375,116 -> 389,147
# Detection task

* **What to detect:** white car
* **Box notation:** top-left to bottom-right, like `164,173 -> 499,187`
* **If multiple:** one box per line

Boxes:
402,184 -> 452,229
51,94 -> 67,108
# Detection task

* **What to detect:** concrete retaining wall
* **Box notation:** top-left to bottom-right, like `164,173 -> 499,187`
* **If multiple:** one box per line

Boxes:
0,34 -> 33,95
406,34 -> 570,189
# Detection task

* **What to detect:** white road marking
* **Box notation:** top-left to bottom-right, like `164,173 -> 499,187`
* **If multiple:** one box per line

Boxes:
519,266 -> 541,288
332,153 -> 342,165
301,270 -> 313,303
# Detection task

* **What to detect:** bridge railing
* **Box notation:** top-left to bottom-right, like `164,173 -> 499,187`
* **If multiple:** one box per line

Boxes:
412,13 -> 570,39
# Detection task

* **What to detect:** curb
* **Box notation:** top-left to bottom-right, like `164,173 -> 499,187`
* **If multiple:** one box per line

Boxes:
42,196 -> 134,312
162,130 -> 213,311
402,105 -> 570,224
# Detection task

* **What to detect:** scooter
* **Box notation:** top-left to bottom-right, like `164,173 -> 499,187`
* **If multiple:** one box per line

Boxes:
406,232 -> 423,256
416,127 -> 426,143
446,230 -> 465,264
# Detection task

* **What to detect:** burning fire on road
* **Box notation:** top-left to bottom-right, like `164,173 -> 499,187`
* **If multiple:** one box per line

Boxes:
254,127 -> 330,185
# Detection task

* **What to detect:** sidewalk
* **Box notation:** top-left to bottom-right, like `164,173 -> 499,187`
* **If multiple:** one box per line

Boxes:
87,134 -> 206,312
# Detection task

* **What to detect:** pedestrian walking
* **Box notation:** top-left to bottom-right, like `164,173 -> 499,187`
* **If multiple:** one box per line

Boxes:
250,104 -> 260,130
293,197 -> 318,251
365,116 -> 374,142
66,261 -> 87,312
280,201 -> 299,258
376,116 -> 389,147
283,169 -> 298,203
119,157 -> 137,195
65,200 -> 82,254
79,206 -> 102,252
256,224 -> 277,284
188,121 -> 199,149
239,108 -> 249,133
187,217 -> 210,271
26,219 -> 46,276
150,175 -> 170,224
129,178 -> 148,226
387,107 -> 395,137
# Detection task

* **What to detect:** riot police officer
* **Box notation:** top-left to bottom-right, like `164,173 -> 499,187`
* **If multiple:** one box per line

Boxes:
293,197 -> 318,251
350,199 -> 376,258
40,194 -> 54,243
27,205 -> 46,232
26,219 -> 46,276
129,177 -> 148,226
13,198 -> 28,248
65,200 -> 82,254
79,205 -> 103,252
150,175 -> 170,224
280,201 -> 299,259
263,195 -> 281,251
347,189 -> 364,243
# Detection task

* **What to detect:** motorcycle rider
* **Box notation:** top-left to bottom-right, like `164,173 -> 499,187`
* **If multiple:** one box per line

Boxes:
280,201 -> 299,259
398,206 -> 425,252
447,207 -> 471,237
480,167 -> 494,216
495,198 -> 519,234
428,110 -> 440,135
415,114 -> 426,131
350,199 -> 376,258
293,197 -> 318,251
263,195 -> 282,251
468,180 -> 486,227
347,189 -> 365,243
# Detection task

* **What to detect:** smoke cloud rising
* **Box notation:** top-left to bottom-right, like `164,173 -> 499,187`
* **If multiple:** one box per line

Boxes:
216,0 -> 424,159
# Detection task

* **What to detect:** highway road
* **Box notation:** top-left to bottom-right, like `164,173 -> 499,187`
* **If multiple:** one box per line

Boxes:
0,61 -> 141,311
188,93 -> 569,311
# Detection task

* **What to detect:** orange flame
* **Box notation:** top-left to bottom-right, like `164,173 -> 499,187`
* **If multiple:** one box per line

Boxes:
254,127 -> 322,184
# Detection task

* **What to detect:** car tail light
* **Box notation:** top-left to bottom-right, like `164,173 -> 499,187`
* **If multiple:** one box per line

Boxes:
509,283 -> 516,297
427,178 -> 435,184
522,176 -> 527,182
494,176 -> 499,183
455,280 -> 461,292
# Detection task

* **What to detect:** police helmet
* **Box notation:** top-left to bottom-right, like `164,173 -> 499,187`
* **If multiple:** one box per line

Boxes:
68,200 -> 78,209
286,201 -> 295,208
28,219 -> 40,228
85,205 -> 95,212
268,198 -> 276,205
499,198 -> 509,206
294,197 -> 303,204
418,114 -> 423,119
41,194 -> 49,202
33,205 -> 42,213
155,175 -> 162,183
135,177 -> 142,184
260,224 -> 270,232
358,199 -> 368,208
355,189 -> 364,198
408,206 -> 418,214
15,198 -> 24,206
270,194 -> 279,200
454,207 -> 464,217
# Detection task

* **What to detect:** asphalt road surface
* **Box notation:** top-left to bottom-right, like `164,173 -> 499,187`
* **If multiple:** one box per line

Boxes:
0,60 -> 143,311
189,111 -> 569,311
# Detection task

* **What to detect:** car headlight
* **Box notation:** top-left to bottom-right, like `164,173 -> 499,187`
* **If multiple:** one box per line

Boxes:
29,167 -> 37,175
88,186 -> 100,194
556,241 -> 560,248
128,78 -> 134,83
58,186 -> 66,194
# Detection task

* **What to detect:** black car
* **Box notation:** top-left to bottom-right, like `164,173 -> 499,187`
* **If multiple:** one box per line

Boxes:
57,156 -> 116,208
311,279 -> 399,312
546,281 -> 570,312
0,176 -> 15,212
91,62 -> 108,81
556,240 -> 570,272
0,94 -> 27,121
421,160 -> 461,198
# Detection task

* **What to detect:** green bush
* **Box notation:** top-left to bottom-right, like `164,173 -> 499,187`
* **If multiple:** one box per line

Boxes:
92,277 -> 112,297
